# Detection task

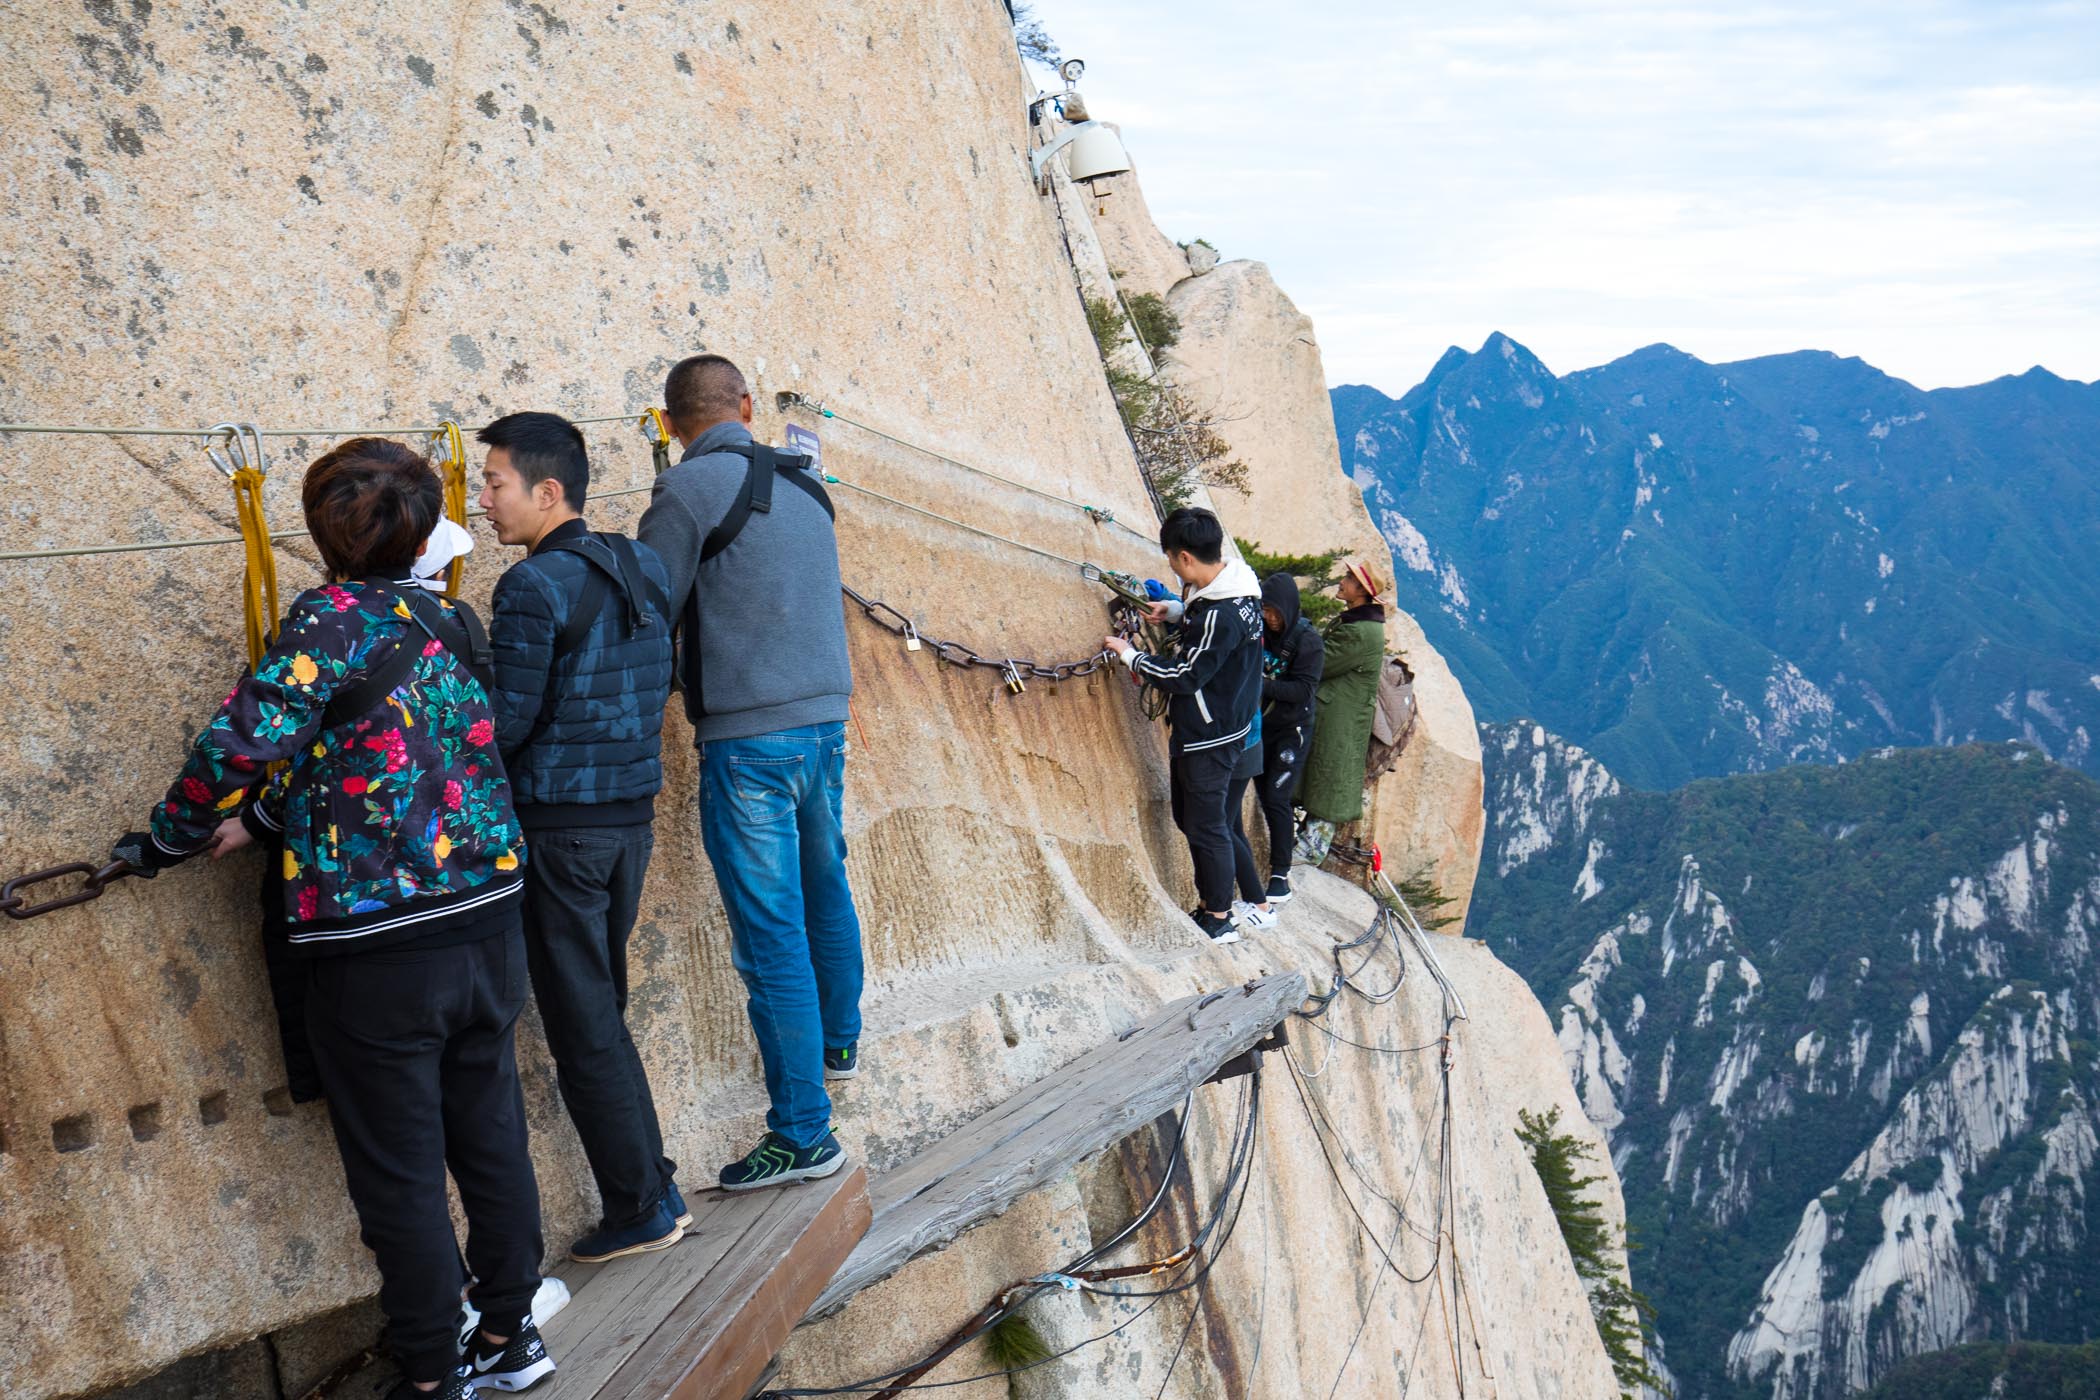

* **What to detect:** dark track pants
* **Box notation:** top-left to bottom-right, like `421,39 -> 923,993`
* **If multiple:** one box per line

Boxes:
1257,722 -> 1313,879
521,824 -> 677,1230
305,925 -> 543,1385
1170,743 -> 1239,913
1226,772 -> 1270,905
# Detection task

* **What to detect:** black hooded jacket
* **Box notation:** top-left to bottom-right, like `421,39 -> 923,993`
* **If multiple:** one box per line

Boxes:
1259,573 -> 1325,744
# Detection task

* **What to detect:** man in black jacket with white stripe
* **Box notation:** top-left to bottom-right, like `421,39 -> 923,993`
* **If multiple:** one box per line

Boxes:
1104,508 -> 1265,943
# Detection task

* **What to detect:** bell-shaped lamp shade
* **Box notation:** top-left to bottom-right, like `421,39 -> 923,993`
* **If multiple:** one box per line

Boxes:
1065,123 -> 1132,184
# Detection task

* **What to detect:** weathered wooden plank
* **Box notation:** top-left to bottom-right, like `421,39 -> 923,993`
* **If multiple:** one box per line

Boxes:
601,1164 -> 872,1400
805,972 -> 1304,1318
535,1191 -> 756,1398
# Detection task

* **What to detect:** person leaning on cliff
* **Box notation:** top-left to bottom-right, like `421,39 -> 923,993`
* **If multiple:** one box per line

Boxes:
636,352 -> 866,1191
1103,507 -> 1266,945
109,440 -> 555,1400
1255,570 -> 1325,902
1295,558 -> 1388,868
476,411 -> 689,1263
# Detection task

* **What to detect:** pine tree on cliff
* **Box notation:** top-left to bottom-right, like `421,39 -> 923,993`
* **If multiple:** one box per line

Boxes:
1519,1107 -> 1670,1398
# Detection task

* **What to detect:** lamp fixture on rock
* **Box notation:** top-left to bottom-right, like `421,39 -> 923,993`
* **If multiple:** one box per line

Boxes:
1029,58 -> 1131,205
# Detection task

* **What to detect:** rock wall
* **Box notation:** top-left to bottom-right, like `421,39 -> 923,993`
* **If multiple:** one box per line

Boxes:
3,4 -> 1581,1397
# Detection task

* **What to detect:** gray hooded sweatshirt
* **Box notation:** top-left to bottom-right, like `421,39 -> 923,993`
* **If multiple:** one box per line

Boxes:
636,421 -> 853,743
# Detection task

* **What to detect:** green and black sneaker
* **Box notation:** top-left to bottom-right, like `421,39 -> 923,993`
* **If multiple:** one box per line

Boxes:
718,1129 -> 846,1191
823,1043 -> 861,1081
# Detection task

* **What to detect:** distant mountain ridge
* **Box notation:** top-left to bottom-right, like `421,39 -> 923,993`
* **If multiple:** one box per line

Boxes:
1472,726 -> 2100,1399
1335,336 -> 2100,789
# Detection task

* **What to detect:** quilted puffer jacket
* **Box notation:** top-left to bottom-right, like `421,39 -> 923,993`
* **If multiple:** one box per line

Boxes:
485,519 -> 674,827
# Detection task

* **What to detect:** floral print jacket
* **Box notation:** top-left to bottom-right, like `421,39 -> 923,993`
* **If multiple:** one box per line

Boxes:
149,578 -> 526,954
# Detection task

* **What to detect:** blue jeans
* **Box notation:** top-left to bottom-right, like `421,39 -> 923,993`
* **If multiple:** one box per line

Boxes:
698,723 -> 864,1147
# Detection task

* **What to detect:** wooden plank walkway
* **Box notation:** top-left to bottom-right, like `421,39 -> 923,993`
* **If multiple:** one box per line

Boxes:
805,971 -> 1304,1318
536,1164 -> 870,1400
318,975 -> 1297,1400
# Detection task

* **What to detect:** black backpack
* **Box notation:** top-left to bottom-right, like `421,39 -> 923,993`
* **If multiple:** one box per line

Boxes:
522,532 -> 667,750
678,443 -> 837,716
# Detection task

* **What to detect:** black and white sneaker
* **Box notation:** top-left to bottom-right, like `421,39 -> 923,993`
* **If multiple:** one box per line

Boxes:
1194,909 -> 1240,944
462,1317 -> 556,1392
386,1374 -> 475,1400
1232,900 -> 1278,932
1266,874 -> 1294,905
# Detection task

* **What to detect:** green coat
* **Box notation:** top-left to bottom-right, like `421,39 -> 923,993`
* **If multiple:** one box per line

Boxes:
1299,615 -> 1385,823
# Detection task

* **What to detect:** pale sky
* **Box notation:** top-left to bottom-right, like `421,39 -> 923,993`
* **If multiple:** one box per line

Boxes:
1032,0 -> 2100,395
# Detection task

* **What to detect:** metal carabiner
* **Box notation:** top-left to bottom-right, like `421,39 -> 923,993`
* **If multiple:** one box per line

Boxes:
428,419 -> 466,472
204,421 -> 268,479
640,408 -> 673,475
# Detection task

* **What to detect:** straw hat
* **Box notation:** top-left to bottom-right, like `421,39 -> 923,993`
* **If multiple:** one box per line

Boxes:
1343,559 -> 1385,601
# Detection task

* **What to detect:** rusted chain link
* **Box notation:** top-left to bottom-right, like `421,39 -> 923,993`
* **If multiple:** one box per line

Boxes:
1,860 -> 139,921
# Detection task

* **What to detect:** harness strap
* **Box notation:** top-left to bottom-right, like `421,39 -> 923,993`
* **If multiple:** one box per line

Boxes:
699,443 -> 834,564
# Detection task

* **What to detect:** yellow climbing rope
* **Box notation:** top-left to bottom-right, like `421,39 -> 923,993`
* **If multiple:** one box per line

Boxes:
428,419 -> 470,597
207,423 -> 280,670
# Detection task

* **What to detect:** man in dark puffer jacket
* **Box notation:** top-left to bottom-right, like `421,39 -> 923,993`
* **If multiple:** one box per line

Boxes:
479,412 -> 683,1265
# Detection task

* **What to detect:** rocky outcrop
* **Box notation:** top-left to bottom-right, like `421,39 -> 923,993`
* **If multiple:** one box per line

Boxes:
4,6 -> 1572,1397
1160,260 -> 1485,919
1087,137 -> 1194,303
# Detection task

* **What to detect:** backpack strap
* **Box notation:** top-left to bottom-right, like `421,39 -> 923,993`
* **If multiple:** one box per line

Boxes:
699,443 -> 833,564
320,587 -> 492,730
322,632 -> 422,730
552,559 -> 613,659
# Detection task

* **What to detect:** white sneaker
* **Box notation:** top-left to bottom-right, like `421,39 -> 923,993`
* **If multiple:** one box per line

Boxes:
1232,901 -> 1278,931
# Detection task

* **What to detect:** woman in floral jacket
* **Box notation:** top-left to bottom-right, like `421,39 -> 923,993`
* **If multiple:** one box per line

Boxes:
113,439 -> 555,1399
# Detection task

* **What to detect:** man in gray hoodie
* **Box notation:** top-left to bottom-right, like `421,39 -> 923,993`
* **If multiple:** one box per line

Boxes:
637,353 -> 863,1191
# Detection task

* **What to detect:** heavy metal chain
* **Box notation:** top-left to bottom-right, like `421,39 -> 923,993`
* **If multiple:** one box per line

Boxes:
1,860 -> 139,921
841,583 -> 1145,693
1,588 -> 1158,918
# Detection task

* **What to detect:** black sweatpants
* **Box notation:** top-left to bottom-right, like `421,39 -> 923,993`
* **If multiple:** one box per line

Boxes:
305,924 -> 543,1385
520,824 -> 676,1230
1226,773 -> 1270,905
1257,719 -> 1313,879
1170,743 -> 1239,913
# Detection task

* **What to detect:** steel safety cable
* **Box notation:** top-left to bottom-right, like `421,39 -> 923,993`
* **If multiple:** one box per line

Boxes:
761,1078 -> 1263,1397
0,412 -> 644,439
781,393 -> 1154,543
0,480 -> 660,564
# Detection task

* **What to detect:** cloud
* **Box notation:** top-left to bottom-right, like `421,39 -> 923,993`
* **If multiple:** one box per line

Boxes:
1040,0 -> 2100,390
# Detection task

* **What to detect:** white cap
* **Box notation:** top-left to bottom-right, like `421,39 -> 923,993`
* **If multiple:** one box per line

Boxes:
412,516 -> 475,592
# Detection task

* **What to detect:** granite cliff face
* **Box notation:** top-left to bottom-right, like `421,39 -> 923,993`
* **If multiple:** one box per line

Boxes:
1,6 -> 1602,1397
